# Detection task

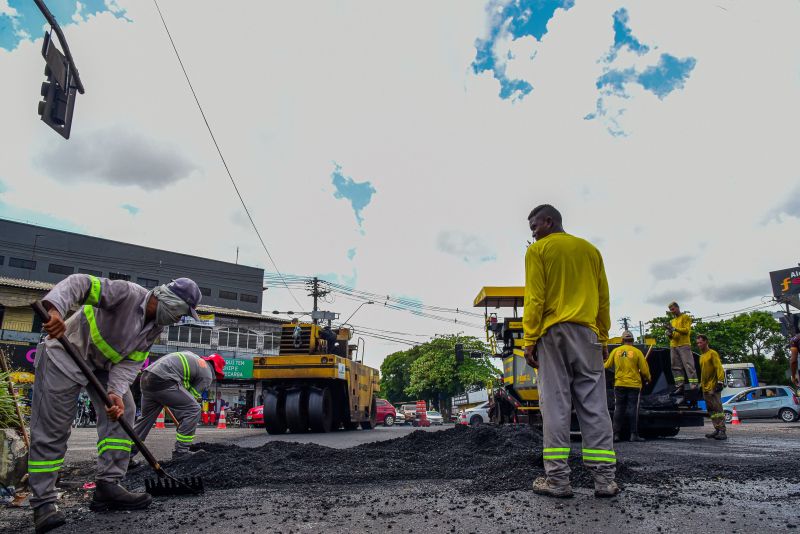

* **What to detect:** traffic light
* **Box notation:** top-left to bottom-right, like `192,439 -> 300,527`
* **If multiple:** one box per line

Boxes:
38,31 -> 77,139
455,344 -> 464,364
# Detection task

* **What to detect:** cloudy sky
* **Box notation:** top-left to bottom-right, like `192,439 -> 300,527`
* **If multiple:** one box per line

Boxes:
2,0 -> 799,368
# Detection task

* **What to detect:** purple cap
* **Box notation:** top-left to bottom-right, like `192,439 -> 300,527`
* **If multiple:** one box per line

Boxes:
168,278 -> 202,320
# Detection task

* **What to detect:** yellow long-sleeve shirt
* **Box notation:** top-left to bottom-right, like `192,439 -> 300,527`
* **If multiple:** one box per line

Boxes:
669,313 -> 692,347
522,232 -> 611,347
604,345 -> 651,388
699,348 -> 724,393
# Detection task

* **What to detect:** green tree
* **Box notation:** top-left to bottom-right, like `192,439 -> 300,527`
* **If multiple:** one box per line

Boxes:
404,335 -> 500,416
379,346 -> 423,403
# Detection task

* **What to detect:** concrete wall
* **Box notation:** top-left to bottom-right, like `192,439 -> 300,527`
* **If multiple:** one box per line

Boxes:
0,218 -> 264,312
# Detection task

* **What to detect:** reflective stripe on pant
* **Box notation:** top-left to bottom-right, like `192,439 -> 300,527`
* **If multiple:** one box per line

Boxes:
703,391 -> 726,432
537,323 -> 616,486
29,345 -> 135,509
612,386 -> 640,435
671,345 -> 697,386
132,372 -> 201,454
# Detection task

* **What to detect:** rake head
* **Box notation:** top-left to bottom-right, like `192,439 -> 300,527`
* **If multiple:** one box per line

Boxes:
145,475 -> 204,496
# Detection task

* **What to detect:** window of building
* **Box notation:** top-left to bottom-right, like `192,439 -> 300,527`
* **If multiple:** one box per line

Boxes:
219,290 -> 238,300
137,277 -> 159,289
108,272 -> 131,281
48,263 -> 74,275
167,325 -> 211,345
199,286 -> 212,297
240,293 -> 258,303
78,268 -> 102,276
0,256 -> 4,265
263,330 -> 280,352
218,327 -> 258,350
9,257 -> 36,270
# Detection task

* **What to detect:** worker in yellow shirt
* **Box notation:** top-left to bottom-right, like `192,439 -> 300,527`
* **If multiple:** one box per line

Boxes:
667,302 -> 697,392
604,331 -> 651,443
696,334 -> 727,440
523,204 -> 617,499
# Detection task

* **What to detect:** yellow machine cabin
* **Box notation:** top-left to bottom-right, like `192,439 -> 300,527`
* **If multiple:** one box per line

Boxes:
252,322 -> 380,434
474,286 -> 540,424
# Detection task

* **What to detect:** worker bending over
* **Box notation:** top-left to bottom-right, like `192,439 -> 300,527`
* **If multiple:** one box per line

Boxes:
697,335 -> 727,440
667,302 -> 697,393
522,204 -> 618,499
130,351 -> 225,464
604,331 -> 651,443
30,276 -> 202,533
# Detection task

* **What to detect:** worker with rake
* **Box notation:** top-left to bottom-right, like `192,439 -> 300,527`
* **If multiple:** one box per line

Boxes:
30,275 -> 202,533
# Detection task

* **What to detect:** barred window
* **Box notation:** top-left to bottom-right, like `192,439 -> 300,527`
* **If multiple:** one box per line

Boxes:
48,264 -> 74,275
78,268 -> 102,276
219,290 -> 238,300
218,327 -> 258,350
9,257 -> 36,270
108,272 -> 131,281
240,293 -> 258,303
199,286 -> 212,296
137,277 -> 159,289
167,325 -> 211,345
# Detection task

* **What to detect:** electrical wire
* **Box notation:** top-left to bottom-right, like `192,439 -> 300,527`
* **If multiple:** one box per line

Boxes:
152,0 -> 302,309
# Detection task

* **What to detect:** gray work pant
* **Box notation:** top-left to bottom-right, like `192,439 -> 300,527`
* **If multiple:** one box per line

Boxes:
671,345 -> 698,387
132,372 -> 201,455
537,323 -> 616,486
29,344 -> 135,509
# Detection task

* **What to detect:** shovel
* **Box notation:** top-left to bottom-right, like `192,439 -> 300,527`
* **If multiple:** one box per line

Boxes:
31,301 -> 204,496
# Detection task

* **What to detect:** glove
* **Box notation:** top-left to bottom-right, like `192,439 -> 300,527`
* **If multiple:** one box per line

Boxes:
714,382 -> 724,392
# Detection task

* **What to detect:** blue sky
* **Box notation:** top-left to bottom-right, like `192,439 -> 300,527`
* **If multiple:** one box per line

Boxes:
0,0 -> 128,51
331,163 -> 376,229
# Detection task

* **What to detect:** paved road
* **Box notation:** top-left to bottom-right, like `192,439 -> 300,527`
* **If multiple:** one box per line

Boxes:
5,420 -> 800,533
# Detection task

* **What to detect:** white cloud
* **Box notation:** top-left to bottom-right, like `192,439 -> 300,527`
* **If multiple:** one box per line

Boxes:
2,0 -> 800,366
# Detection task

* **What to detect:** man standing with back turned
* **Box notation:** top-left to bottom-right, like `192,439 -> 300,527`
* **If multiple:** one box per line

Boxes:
522,204 -> 618,499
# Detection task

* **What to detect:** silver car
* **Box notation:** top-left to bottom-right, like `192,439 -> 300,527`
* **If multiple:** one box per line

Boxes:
723,385 -> 799,423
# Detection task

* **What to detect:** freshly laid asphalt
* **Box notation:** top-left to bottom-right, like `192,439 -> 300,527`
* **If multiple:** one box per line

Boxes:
3,420 -> 800,533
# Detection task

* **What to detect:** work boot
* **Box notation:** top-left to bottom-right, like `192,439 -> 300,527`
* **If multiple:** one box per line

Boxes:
128,457 -> 142,470
532,477 -> 574,498
172,449 -> 206,460
33,503 -> 66,534
613,433 -> 622,443
705,429 -> 719,439
713,430 -> 728,441
629,433 -> 645,442
594,480 -> 621,498
90,480 -> 152,512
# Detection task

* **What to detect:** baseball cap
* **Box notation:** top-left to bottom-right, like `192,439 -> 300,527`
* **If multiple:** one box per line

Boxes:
167,278 -> 202,320
203,353 -> 226,380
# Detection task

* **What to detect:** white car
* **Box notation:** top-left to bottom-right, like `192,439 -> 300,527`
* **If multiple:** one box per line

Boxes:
426,411 -> 444,425
394,411 -> 406,425
463,401 -> 490,426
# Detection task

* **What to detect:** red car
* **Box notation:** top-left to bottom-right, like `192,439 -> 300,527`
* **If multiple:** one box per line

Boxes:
376,398 -> 397,427
246,405 -> 264,427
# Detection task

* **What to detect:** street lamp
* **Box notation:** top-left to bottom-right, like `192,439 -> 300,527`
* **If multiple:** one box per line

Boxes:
342,301 -> 374,326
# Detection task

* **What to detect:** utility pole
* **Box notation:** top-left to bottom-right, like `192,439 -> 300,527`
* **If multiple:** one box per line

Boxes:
619,316 -> 631,332
307,277 -> 331,325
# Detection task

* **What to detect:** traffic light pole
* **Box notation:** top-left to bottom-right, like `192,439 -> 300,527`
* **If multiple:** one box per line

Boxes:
33,0 -> 85,94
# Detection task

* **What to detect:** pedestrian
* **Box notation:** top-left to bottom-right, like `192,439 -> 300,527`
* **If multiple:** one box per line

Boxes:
522,204 -> 618,499
129,352 -> 225,466
789,333 -> 800,387
30,275 -> 202,533
667,302 -> 698,393
696,334 -> 726,440
604,331 -> 651,443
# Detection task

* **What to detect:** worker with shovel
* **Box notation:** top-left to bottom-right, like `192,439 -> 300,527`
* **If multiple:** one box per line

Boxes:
604,331 -> 651,443
29,275 -> 202,533
129,351 -> 225,465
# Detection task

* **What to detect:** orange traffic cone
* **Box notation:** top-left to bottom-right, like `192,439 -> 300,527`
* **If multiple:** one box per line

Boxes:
217,407 -> 227,429
155,409 -> 166,429
731,407 -> 741,425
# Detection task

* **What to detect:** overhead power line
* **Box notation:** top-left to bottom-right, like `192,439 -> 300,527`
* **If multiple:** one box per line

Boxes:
152,0 -> 302,309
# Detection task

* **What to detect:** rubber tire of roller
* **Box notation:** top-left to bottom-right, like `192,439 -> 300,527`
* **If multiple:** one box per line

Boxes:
285,388 -> 310,433
308,387 -> 334,433
264,390 -> 287,435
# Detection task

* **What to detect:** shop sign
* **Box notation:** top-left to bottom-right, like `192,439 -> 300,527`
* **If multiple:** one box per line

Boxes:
179,313 -> 215,327
222,358 -> 253,379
